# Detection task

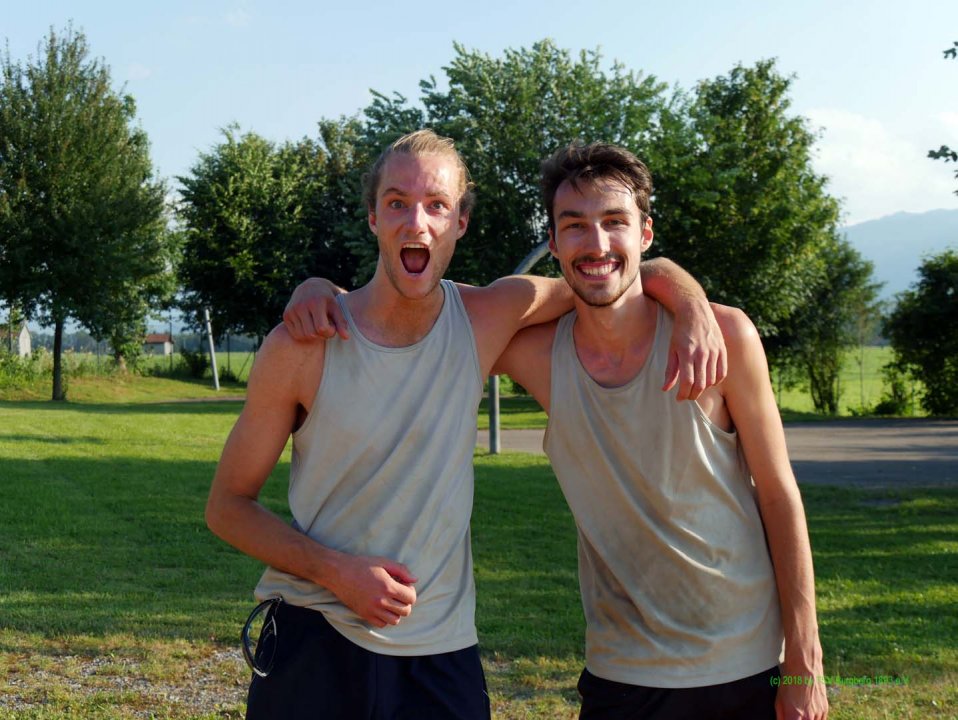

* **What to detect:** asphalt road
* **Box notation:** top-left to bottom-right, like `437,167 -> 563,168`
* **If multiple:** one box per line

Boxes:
477,418 -> 958,489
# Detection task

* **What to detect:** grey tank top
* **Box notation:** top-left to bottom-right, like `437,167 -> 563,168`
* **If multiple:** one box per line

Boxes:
544,305 -> 783,687
255,280 -> 483,656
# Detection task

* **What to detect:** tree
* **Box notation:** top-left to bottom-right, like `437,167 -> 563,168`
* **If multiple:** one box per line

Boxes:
928,41 -> 958,195
778,238 -> 881,414
884,250 -> 958,415
340,40 -> 667,286
0,26 -> 168,399
647,60 -> 842,341
177,126 -> 315,343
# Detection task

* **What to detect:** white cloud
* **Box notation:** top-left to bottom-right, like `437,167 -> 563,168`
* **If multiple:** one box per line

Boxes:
125,63 -> 152,81
224,8 -> 251,27
806,108 -> 957,226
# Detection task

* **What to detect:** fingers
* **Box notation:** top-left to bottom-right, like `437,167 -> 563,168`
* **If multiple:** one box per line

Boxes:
666,349 -> 707,401
282,300 -> 349,342
382,560 -> 418,586
662,352 -> 680,392
331,302 -> 350,340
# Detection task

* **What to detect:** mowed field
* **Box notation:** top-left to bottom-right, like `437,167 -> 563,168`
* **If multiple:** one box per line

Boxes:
138,344 -> 908,417
0,376 -> 955,718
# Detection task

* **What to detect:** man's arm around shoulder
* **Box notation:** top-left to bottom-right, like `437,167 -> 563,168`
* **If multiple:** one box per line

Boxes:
716,306 -> 828,720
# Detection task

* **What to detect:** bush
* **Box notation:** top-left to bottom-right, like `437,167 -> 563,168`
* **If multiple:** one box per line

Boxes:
0,352 -> 46,387
179,348 -> 210,379
872,362 -> 911,416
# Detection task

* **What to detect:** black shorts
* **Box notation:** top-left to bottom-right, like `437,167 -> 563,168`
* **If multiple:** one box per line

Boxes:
577,666 -> 779,720
245,601 -> 490,720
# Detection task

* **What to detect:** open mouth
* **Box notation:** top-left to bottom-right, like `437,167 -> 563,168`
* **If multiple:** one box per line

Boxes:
400,243 -> 430,274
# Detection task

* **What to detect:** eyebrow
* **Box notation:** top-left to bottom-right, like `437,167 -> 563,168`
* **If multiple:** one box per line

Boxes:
557,207 -> 630,221
381,186 -> 454,200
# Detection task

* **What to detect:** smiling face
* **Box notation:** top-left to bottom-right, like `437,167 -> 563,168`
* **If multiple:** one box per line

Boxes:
368,152 -> 469,301
548,178 -> 653,308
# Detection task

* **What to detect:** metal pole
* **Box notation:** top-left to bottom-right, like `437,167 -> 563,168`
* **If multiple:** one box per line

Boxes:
204,308 -> 220,391
489,375 -> 500,454
487,240 -> 552,454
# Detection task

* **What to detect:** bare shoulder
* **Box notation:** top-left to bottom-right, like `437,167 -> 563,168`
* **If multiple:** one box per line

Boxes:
711,304 -> 759,341
710,304 -> 763,357
248,323 -> 326,403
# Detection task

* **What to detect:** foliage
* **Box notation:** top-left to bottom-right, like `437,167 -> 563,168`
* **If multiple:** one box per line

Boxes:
178,347 -> 210,379
421,40 -> 666,285
928,41 -> 958,195
177,126 -> 316,341
884,249 -> 958,415
0,25 -> 169,399
873,361 -> 911,416
775,238 -> 881,414
647,60 -> 842,340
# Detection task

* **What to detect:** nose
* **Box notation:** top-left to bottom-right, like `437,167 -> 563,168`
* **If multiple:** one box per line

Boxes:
582,223 -> 612,255
406,202 -> 428,233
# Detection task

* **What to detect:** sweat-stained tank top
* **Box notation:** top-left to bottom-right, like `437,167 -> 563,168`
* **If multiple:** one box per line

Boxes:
544,304 -> 784,687
255,279 -> 483,656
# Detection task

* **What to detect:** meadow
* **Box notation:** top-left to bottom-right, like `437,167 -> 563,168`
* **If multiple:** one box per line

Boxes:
0,373 -> 955,718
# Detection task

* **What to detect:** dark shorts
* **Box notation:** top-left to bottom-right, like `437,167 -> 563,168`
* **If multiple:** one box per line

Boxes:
577,666 -> 779,720
245,601 -> 490,720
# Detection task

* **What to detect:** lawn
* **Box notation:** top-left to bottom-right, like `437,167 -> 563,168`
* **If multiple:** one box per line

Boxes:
0,394 -> 955,718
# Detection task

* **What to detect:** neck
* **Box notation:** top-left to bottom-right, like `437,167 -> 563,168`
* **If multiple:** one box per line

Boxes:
348,270 -> 446,347
571,283 -> 659,387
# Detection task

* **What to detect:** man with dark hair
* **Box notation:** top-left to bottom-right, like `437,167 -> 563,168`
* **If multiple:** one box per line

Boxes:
492,141 -> 828,719
208,130 -> 723,718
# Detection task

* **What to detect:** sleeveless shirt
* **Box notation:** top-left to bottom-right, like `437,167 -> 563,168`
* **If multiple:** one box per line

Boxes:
544,304 -> 784,687
255,280 -> 483,656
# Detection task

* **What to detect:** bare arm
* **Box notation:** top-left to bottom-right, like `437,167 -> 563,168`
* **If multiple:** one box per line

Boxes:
641,258 -> 727,400
718,306 -> 827,720
204,326 -> 417,628
282,257 -> 725,396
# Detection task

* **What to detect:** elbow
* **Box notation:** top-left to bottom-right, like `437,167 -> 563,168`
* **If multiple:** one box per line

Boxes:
204,491 -> 227,539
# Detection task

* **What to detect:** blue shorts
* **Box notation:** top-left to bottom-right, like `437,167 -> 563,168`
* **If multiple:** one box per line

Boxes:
245,601 -> 490,720
577,666 -> 779,720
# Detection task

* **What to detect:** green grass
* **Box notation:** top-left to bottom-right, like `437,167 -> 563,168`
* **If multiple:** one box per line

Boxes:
0,394 -> 956,718
772,345 -> 926,417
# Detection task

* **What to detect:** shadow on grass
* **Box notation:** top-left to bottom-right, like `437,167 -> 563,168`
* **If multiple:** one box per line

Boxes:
0,455 -> 290,642
0,399 -> 244,416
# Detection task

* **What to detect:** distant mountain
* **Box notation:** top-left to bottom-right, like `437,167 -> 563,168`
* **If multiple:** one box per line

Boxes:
842,209 -> 958,301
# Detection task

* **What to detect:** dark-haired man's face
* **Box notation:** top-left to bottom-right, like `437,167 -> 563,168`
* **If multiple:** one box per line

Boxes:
548,178 -> 652,308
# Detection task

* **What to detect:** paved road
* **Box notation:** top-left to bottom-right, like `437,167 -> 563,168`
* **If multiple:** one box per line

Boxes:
477,418 -> 958,488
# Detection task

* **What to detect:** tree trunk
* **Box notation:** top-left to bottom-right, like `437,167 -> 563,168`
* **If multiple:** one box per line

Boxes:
52,317 -> 65,401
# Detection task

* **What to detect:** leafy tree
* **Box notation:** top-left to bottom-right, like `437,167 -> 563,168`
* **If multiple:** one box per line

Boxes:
779,239 -> 881,414
339,40 -> 667,286
647,60 -> 842,341
0,26 -> 168,399
422,41 -> 666,285
884,250 -> 958,415
177,126 -> 316,343
307,116 -> 375,288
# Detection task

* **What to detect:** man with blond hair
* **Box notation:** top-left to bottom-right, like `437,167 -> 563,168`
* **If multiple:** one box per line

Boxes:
208,130 -> 722,718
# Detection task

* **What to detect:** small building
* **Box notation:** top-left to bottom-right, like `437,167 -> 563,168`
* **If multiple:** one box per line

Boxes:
1,323 -> 31,358
143,332 -> 174,356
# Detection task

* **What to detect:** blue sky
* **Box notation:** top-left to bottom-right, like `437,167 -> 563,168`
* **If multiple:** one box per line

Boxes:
4,0 -> 958,227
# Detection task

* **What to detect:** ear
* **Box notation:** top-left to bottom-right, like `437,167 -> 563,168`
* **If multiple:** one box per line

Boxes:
368,206 -> 377,235
641,216 -> 654,252
548,227 -> 558,257
456,209 -> 469,239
